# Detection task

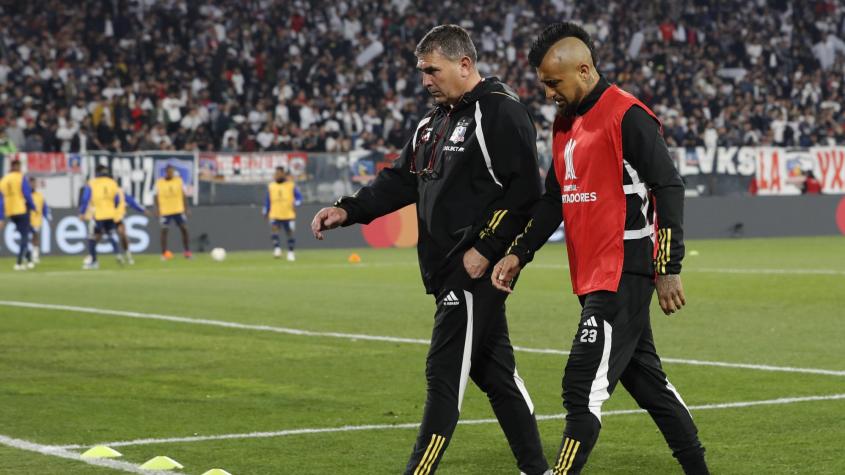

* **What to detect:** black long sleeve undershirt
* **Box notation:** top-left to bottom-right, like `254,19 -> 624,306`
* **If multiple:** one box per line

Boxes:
506,161 -> 562,267
622,106 -> 685,275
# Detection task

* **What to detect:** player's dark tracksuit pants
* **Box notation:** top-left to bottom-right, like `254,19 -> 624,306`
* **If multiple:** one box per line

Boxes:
10,214 -> 30,265
551,273 -> 706,475
404,267 -> 549,475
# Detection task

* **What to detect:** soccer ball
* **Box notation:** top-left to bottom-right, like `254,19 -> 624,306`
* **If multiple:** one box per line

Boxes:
210,247 -> 227,262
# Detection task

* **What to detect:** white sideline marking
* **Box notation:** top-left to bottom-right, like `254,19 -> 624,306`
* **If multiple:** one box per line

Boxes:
0,434 -> 171,474
0,270 -> 120,277
58,393 -> 845,449
1,260 -> 842,277
531,263 -> 845,276
2,300 -> 844,378
0,300 -> 430,345
692,267 -> 845,276
0,262 -> 419,279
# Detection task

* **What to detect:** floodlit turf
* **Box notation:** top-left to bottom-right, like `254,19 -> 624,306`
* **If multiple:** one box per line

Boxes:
0,236 -> 843,474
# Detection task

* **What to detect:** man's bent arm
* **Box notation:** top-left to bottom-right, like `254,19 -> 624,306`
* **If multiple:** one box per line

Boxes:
506,164 -> 564,267
334,140 -> 418,225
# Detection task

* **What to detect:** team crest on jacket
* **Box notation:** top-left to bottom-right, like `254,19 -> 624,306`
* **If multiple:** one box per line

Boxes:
421,127 -> 432,143
449,117 -> 472,143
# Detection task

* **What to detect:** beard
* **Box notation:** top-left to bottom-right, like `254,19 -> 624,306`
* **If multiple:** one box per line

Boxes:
555,86 -> 585,117
556,100 -> 578,118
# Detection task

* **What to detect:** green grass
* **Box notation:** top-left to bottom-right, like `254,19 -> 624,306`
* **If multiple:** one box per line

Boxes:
0,236 -> 843,474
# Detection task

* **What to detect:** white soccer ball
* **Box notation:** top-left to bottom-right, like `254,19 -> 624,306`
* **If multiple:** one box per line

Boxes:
210,247 -> 227,262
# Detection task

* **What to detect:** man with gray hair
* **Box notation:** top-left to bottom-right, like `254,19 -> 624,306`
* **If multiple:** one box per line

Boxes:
312,25 -> 550,474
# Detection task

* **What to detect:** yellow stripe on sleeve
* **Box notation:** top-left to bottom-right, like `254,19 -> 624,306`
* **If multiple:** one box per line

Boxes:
490,209 -> 508,231
657,229 -> 663,274
488,210 -> 503,227
664,228 -> 672,273
657,228 -> 670,274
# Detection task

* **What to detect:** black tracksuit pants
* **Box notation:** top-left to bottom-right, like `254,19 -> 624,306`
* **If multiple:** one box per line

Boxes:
404,267 -> 549,475
551,273 -> 706,475
10,214 -> 30,265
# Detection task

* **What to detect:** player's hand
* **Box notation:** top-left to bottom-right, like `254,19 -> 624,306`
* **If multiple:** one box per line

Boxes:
311,207 -> 348,240
491,254 -> 521,293
656,274 -> 686,316
77,215 -> 85,221
144,210 -> 151,217
0,221 -> 4,230
463,247 -> 489,279
184,208 -> 191,217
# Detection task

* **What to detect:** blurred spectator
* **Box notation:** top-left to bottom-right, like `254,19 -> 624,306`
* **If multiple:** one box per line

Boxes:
802,170 -> 823,194
0,128 -> 16,154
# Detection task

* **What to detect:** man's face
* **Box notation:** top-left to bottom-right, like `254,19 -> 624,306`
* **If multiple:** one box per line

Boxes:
165,167 -> 174,179
417,49 -> 468,106
536,55 -> 589,117
274,169 -> 286,181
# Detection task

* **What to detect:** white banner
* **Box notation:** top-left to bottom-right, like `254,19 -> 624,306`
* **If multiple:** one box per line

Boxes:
753,147 -> 845,195
670,146 -> 845,196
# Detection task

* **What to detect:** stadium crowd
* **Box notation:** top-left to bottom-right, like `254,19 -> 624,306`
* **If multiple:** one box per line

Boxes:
0,0 -> 844,158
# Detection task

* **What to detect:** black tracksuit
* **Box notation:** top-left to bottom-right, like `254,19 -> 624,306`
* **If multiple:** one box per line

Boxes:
508,78 -> 709,475
335,77 -> 549,474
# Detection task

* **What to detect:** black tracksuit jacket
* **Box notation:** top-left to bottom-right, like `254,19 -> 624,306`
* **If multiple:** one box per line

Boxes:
335,77 -> 542,293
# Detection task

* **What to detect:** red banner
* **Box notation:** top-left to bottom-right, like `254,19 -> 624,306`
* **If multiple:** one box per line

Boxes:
814,148 -> 845,193
8,152 -> 69,174
199,152 -> 307,183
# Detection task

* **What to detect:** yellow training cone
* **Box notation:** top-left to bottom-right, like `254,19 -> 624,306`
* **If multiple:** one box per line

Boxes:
80,445 -> 122,459
348,253 -> 361,263
140,456 -> 184,470
201,470 -> 233,475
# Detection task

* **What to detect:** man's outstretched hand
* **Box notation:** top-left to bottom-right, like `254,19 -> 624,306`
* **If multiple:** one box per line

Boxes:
656,274 -> 686,315
311,207 -> 348,240
491,254 -> 522,293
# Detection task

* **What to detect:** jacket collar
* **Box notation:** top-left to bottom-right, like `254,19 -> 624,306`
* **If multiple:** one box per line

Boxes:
575,75 -> 611,116
436,77 -> 518,114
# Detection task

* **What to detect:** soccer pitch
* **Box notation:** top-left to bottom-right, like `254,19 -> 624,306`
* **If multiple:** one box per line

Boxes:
0,237 -> 843,474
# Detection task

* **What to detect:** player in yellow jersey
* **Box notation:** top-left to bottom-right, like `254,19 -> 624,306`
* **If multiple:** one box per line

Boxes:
114,188 -> 148,264
78,165 -> 124,270
0,160 -> 36,270
263,167 -> 302,261
154,164 -> 191,260
27,177 -> 50,264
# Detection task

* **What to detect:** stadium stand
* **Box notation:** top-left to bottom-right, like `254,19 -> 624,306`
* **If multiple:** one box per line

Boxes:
0,0 -> 843,158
